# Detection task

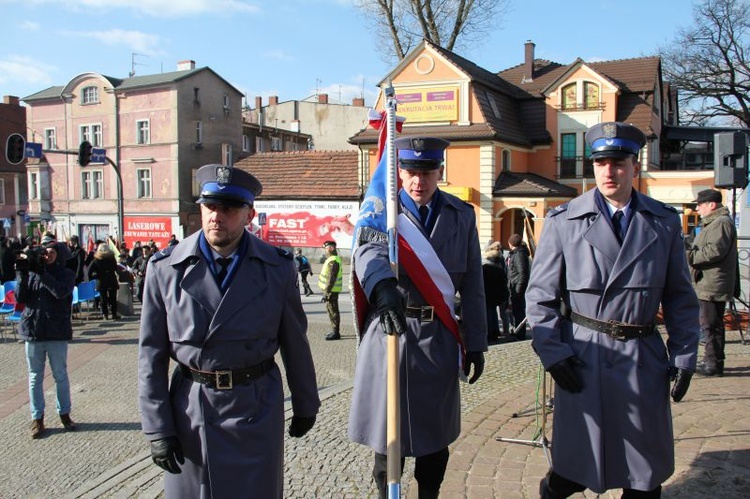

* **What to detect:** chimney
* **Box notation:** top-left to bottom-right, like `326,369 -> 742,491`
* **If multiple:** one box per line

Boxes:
352,97 -> 365,107
3,95 -> 20,106
177,60 -> 196,71
318,93 -> 328,104
522,41 -> 535,83
269,95 -> 278,106
255,96 -> 262,109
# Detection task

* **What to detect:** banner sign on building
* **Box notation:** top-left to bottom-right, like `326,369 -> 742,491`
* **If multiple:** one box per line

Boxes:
395,85 -> 459,123
123,216 -> 173,250
252,200 -> 358,248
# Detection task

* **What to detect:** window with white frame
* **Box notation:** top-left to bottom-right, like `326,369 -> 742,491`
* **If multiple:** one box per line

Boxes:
195,121 -> 203,144
0,179 -> 5,204
136,120 -> 150,145
223,94 -> 230,109
137,168 -> 152,198
502,149 -> 511,172
82,86 -> 99,104
44,128 -> 57,150
80,124 -> 103,147
242,134 -> 250,152
222,143 -> 233,165
271,137 -> 282,151
82,170 -> 103,199
256,137 -> 264,153
29,172 -> 39,200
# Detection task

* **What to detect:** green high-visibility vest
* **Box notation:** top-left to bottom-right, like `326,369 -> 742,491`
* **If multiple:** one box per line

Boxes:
318,255 -> 342,292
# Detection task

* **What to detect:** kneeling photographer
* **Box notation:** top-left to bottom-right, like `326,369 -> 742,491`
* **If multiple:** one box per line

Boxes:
16,233 -> 77,439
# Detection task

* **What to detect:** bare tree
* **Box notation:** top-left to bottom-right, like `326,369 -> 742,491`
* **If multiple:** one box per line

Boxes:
660,0 -> 750,127
354,0 -> 510,63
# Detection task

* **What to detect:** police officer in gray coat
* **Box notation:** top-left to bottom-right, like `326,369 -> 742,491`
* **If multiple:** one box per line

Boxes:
138,164 -> 320,498
526,123 -> 700,498
349,137 -> 487,498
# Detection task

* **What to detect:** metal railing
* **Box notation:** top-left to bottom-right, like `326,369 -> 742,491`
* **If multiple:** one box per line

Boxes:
556,156 -> 594,178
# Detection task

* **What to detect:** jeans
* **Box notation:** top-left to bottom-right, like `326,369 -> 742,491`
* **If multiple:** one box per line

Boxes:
26,341 -> 71,420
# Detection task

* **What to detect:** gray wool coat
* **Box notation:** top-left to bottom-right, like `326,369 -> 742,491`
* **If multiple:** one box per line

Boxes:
526,189 -> 699,493
138,230 -> 320,499
348,190 -> 487,457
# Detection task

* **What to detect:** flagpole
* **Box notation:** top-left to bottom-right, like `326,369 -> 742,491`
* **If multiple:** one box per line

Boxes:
384,82 -> 401,499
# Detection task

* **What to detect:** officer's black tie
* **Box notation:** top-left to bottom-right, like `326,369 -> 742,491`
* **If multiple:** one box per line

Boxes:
612,210 -> 624,243
418,205 -> 429,226
215,257 -> 232,286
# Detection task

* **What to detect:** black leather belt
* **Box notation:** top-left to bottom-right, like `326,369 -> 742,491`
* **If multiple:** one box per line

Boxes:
179,358 -> 275,390
569,311 -> 655,341
405,305 -> 434,322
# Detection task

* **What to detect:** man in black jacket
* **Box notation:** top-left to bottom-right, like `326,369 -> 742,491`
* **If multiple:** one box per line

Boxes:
507,233 -> 531,341
16,233 -> 77,438
66,235 -> 86,284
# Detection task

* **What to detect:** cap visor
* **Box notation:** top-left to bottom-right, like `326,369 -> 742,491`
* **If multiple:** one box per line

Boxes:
196,196 -> 248,208
399,160 -> 441,170
590,150 -> 633,160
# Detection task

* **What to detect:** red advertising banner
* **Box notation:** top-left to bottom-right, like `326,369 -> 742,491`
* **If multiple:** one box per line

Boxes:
253,201 -> 358,248
123,216 -> 173,250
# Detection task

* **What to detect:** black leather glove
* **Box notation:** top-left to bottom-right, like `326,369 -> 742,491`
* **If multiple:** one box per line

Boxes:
289,415 -> 316,437
321,294 -> 330,303
463,351 -> 485,384
548,356 -> 584,393
371,279 -> 407,336
14,258 -> 30,273
150,436 -> 184,474
29,258 -> 45,275
669,367 -> 693,402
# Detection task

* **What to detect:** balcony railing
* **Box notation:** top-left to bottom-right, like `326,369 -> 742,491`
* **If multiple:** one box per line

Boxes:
555,102 -> 606,112
556,156 -> 594,179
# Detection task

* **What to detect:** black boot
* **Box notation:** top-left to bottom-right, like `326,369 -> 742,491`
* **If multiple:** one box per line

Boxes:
418,487 -> 440,499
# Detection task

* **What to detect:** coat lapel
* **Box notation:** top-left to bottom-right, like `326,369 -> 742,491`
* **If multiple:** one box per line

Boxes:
208,257 -> 268,337
607,209 -> 658,288
171,234 -> 222,318
430,194 -> 459,251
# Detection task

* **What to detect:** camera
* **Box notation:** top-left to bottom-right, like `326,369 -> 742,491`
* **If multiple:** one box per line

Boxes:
15,247 -> 47,273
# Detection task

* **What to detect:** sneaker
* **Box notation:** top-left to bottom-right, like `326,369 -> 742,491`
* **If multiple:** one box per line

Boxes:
325,331 -> 341,341
30,418 -> 45,439
60,414 -> 77,431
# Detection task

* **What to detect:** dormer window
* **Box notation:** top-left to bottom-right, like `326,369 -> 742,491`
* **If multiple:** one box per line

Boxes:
562,83 -> 577,111
82,86 -> 99,104
583,82 -> 600,110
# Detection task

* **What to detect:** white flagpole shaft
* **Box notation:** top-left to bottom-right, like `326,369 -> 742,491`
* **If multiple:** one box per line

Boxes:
384,82 -> 401,499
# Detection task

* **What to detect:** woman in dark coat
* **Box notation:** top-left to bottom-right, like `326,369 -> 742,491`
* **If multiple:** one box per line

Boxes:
87,243 -> 119,319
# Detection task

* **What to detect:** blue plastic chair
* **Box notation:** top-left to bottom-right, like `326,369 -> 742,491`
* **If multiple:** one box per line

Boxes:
76,281 -> 98,320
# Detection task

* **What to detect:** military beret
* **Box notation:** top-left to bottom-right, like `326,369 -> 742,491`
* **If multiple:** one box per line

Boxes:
196,164 -> 262,207
585,122 -> 646,159
395,136 -> 449,170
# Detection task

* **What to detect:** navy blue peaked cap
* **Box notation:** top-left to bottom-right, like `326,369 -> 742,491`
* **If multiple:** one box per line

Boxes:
196,164 -> 262,207
395,136 -> 450,170
585,122 -> 646,159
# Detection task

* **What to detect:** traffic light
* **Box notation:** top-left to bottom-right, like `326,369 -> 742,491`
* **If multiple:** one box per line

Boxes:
79,141 -> 93,166
5,133 -> 25,165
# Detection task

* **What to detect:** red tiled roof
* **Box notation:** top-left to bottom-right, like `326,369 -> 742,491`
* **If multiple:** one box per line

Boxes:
352,41 -> 661,147
234,151 -> 360,200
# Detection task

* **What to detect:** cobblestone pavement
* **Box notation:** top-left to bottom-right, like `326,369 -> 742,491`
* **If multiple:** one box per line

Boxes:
0,288 -> 748,498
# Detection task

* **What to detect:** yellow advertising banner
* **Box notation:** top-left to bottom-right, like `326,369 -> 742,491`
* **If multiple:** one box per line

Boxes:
395,86 -> 459,123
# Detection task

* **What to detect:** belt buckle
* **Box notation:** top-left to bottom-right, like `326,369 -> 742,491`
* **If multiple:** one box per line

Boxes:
421,306 -> 434,322
607,320 -> 628,341
215,370 -> 233,390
